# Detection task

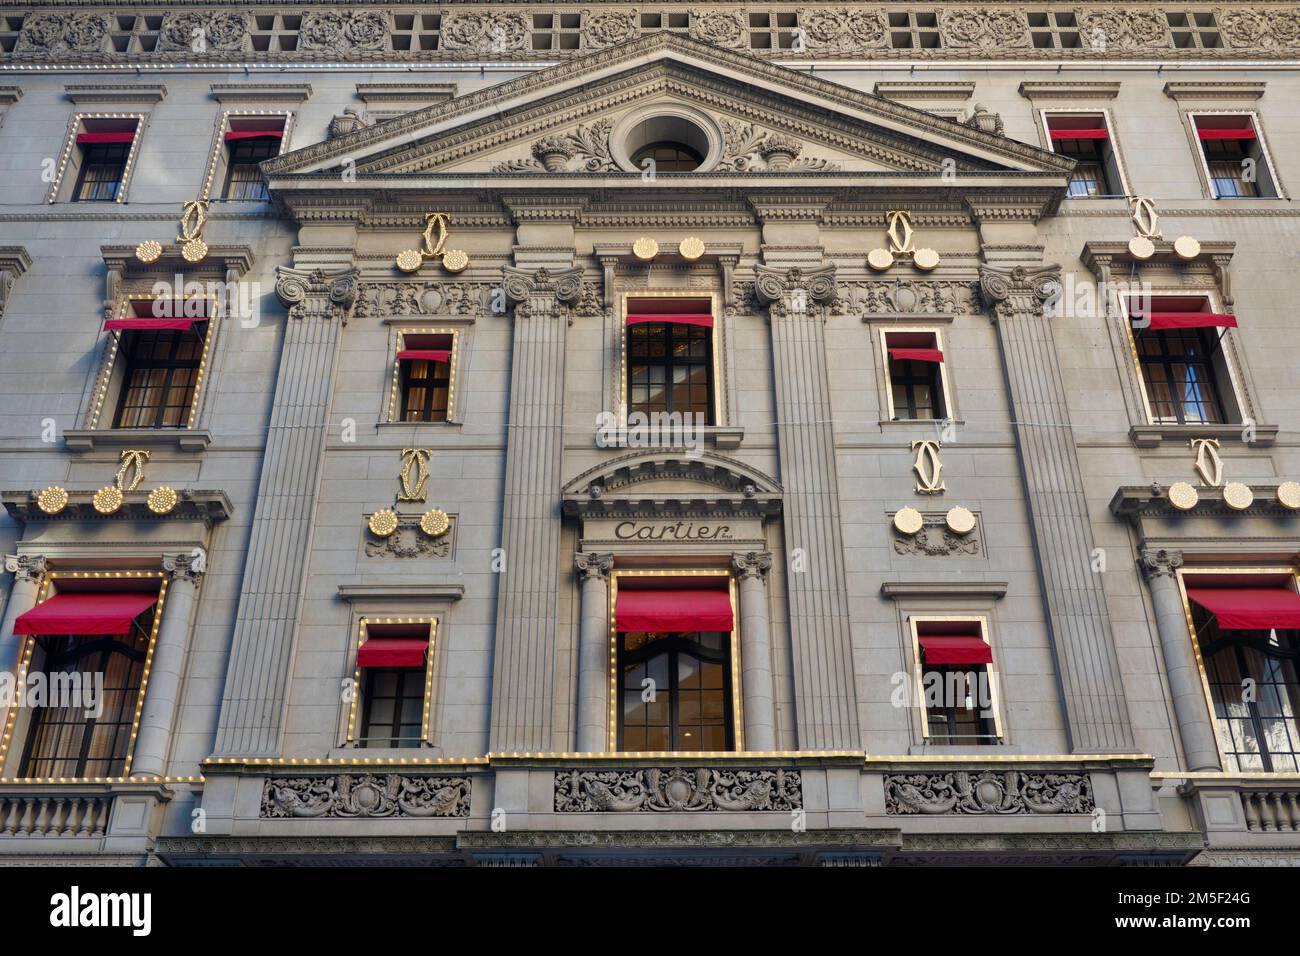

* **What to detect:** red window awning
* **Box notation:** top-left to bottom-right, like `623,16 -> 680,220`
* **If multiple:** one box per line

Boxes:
1187,587 -> 1300,630
225,129 -> 283,141
77,131 -> 136,145
397,349 -> 451,363
14,592 -> 158,636
357,638 -> 427,668
1050,128 -> 1108,140
919,635 -> 993,665
1198,128 -> 1256,140
1132,311 -> 1238,331
615,589 -> 733,633
105,317 -> 199,331
626,313 -> 714,328
889,347 -> 944,363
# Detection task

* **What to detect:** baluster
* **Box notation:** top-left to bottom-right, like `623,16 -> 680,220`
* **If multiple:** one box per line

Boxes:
62,798 -> 82,836
16,799 -> 35,836
91,799 -> 109,836
1241,792 -> 1261,831
45,798 -> 66,837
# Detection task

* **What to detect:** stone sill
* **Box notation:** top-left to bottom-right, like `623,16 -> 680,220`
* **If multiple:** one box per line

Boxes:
1129,423 -> 1278,448
64,428 -> 212,453
597,425 -> 744,450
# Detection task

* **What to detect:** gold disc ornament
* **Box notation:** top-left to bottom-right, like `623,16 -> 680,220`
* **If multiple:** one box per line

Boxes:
867,248 -> 895,271
1222,481 -> 1254,511
147,486 -> 179,515
1173,235 -> 1201,260
893,507 -> 924,536
395,249 -> 423,273
1127,236 -> 1155,260
368,508 -> 399,538
678,237 -> 705,260
37,486 -> 69,515
633,237 -> 659,260
945,506 -> 976,535
92,485 -> 124,515
912,248 -> 940,271
1167,481 -> 1199,511
442,249 -> 469,273
134,240 -> 163,264
419,509 -> 451,538
1276,481 -> 1300,510
182,238 -> 208,263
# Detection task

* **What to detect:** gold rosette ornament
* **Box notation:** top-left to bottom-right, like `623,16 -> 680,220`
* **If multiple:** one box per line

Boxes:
147,486 -> 179,515
419,509 -> 451,538
37,486 -> 69,515
368,508 -> 399,538
134,239 -> 163,264
92,486 -> 124,515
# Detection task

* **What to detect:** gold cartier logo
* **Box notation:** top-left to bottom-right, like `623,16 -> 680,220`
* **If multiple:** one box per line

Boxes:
911,439 -> 945,495
396,213 -> 469,274
1190,438 -> 1223,487
398,447 -> 432,502
115,449 -> 151,492
868,210 -> 939,272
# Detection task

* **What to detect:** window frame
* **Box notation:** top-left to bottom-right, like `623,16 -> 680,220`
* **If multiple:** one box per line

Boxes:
1177,566 -> 1300,773
1186,110 -> 1284,200
0,570 -> 168,781
386,327 -> 460,424
1118,289 -> 1247,427
616,630 -> 735,752
202,110 -> 293,201
879,326 -> 953,423
344,616 -> 438,748
607,569 -> 743,753
908,614 -> 1004,745
618,291 -> 721,428
47,112 -> 147,205
1039,107 -> 1130,198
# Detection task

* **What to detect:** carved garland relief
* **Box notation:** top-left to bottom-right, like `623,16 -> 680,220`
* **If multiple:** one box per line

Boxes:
555,768 -> 803,812
261,774 -> 471,818
885,771 -> 1095,815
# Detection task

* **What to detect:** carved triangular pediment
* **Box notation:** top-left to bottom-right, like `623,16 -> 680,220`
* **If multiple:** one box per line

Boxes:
266,33 -> 1071,192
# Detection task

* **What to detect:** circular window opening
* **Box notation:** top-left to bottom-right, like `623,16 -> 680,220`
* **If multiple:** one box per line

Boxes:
625,115 -> 710,173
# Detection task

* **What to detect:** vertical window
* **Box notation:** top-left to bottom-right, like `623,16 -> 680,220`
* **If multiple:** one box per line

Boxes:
112,324 -> 205,429
71,119 -> 138,202
1045,113 -> 1123,197
1128,297 -> 1239,425
397,333 -> 453,423
1194,115 -> 1277,199
914,620 -> 999,745
625,297 -> 715,423
884,331 -> 947,421
220,117 -> 285,201
354,620 -> 432,749
619,632 -> 733,751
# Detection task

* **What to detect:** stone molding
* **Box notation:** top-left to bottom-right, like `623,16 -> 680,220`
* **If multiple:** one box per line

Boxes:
0,246 -> 31,321
885,770 -> 1095,815
261,774 -> 472,818
554,768 -> 802,812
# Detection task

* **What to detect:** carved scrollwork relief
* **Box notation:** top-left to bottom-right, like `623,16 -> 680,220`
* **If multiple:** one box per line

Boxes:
159,12 -> 248,52
798,8 -> 888,54
492,118 -> 617,173
261,775 -> 471,818
440,12 -> 529,53
977,264 -> 1063,320
836,280 -> 976,315
940,8 -> 1030,49
688,11 -> 747,48
585,12 -> 638,49
1078,9 -> 1168,51
275,266 -> 360,324
892,514 -> 982,557
717,119 -> 841,172
354,280 -> 494,320
885,771 -> 1094,815
299,11 -> 389,53
555,768 -> 803,812
17,13 -> 109,54
753,265 -> 838,316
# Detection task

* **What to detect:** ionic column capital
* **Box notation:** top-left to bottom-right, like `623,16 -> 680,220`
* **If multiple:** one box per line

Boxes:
1140,548 -> 1185,581
4,553 -> 46,585
977,263 -> 1062,319
731,551 -> 773,582
574,551 -> 614,582
274,265 -> 360,322
162,551 -> 206,586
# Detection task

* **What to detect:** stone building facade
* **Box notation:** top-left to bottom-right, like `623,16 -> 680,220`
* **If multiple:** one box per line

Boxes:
0,2 -> 1298,866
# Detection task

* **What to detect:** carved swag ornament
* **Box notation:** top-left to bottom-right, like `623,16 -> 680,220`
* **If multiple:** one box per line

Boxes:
262,774 -> 471,818
555,768 -> 803,812
885,770 -> 1094,815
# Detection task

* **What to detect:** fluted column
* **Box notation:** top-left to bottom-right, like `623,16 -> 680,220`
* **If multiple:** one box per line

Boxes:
979,264 -> 1135,752
213,265 -> 358,756
490,266 -> 583,752
1,554 -> 45,673
732,551 -> 776,751
574,552 -> 613,752
131,553 -> 203,778
1140,549 -> 1221,771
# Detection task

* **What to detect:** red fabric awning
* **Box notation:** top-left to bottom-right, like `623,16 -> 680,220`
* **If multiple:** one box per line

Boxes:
1187,587 -> 1300,630
919,635 -> 993,665
1050,128 -> 1108,140
889,347 -> 944,363
225,129 -> 283,141
77,131 -> 136,145
105,317 -> 198,331
616,589 -> 733,633
1198,128 -> 1256,140
14,592 -> 158,636
357,638 -> 427,668
397,349 -> 451,363
1133,311 -> 1238,331
627,314 -> 714,328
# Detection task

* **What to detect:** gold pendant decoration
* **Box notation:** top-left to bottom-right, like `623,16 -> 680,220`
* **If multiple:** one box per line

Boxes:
135,239 -> 163,264
1276,481 -> 1300,510
398,447 -> 432,503
396,213 -> 469,275
633,237 -> 659,260
869,211 -> 939,272
368,508 -> 399,538
419,508 -> 451,538
115,449 -> 151,492
92,485 -> 124,515
945,506 -> 976,535
1190,438 -> 1223,487
911,439 -> 946,495
1168,481 -> 1199,511
147,486 -> 179,515
892,507 -> 924,536
37,486 -> 69,515
678,237 -> 705,260
1222,481 -> 1254,511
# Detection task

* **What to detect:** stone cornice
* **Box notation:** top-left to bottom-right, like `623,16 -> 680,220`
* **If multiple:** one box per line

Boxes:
209,82 -> 313,103
2,489 -> 232,526
64,82 -> 166,105
1019,81 -> 1123,100
874,81 -> 975,101
1163,81 -> 1268,101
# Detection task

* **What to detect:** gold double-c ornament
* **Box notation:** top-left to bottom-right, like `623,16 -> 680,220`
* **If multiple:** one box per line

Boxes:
397,213 -> 469,274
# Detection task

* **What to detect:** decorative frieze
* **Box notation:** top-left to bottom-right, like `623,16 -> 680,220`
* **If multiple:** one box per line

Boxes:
364,513 -> 455,559
261,774 -> 472,818
892,513 -> 983,557
555,768 -> 802,812
354,280 -> 494,320
885,771 -> 1094,815
838,279 -> 975,316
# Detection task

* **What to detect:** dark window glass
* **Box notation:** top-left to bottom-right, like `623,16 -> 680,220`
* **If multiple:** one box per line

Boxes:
19,615 -> 152,778
1201,138 -> 1260,198
360,668 -> 424,748
400,357 -> 451,422
113,327 -> 204,429
889,357 -> 944,420
73,143 -> 129,202
1135,327 -> 1226,425
1195,605 -> 1300,772
627,321 -> 714,422
618,631 -> 733,752
630,142 -> 702,172
222,137 -> 278,201
1055,134 -> 1116,196
922,663 -> 997,745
